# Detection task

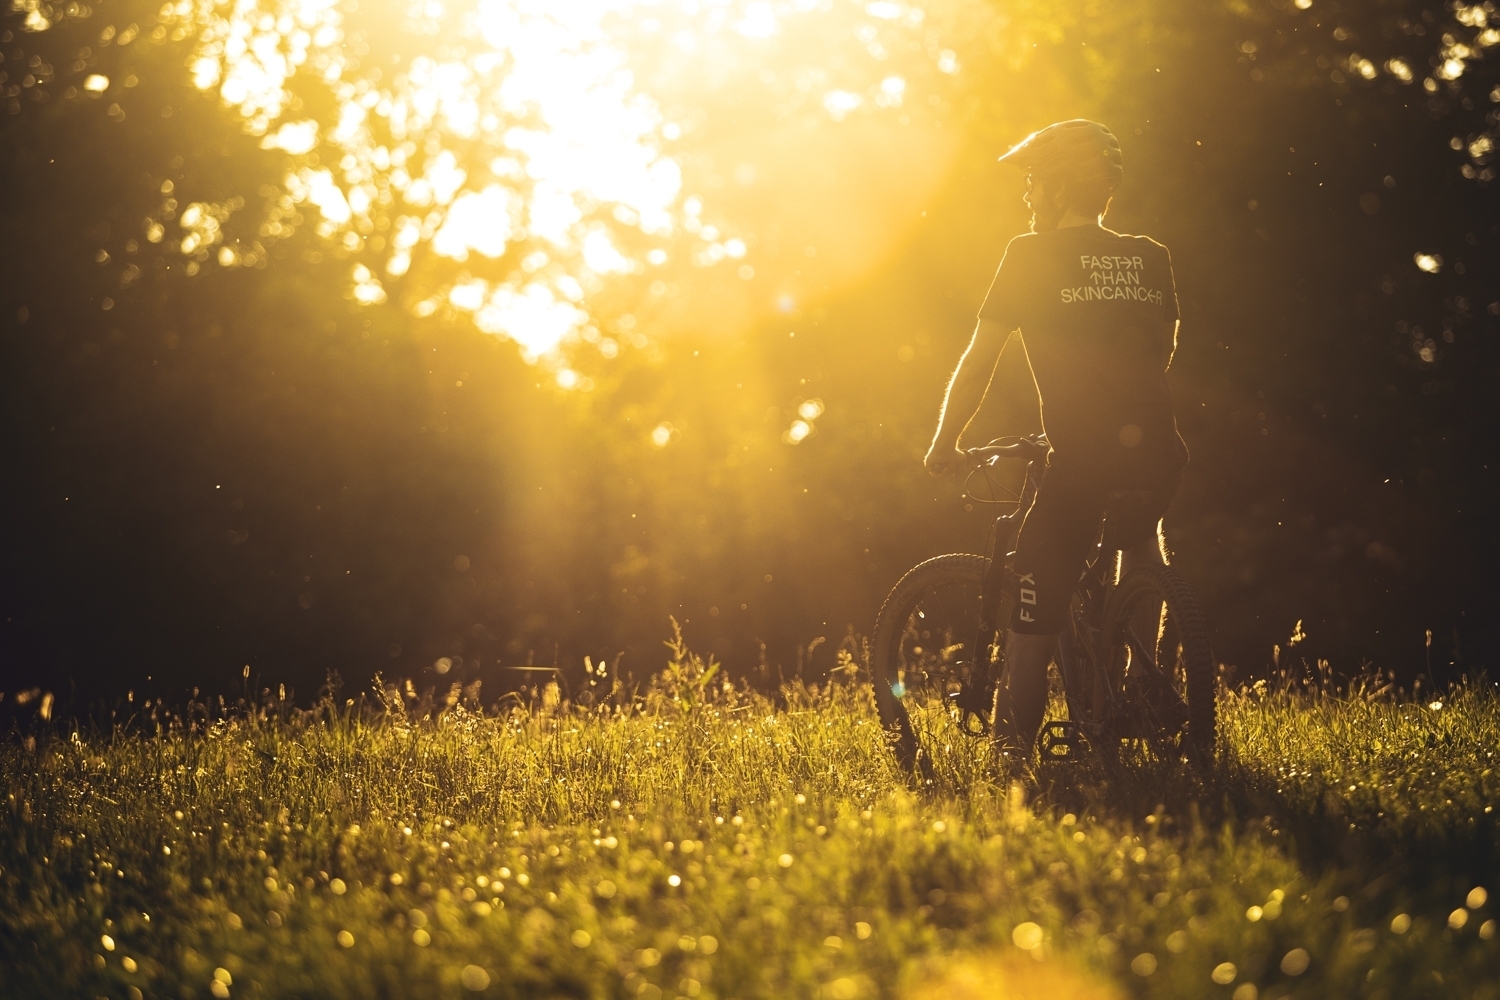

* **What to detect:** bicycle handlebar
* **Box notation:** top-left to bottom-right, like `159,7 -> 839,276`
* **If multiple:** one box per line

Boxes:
965,434 -> 1049,466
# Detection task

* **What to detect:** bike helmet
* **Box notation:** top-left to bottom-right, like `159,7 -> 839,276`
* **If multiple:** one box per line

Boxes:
998,119 -> 1123,191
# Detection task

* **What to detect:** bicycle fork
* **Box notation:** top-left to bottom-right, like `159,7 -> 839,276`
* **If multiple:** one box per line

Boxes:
949,511 -> 1024,737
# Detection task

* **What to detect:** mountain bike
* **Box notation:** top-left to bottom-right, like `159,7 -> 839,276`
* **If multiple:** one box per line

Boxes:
870,435 -> 1215,777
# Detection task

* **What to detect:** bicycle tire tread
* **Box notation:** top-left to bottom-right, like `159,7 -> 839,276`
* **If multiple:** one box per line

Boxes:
871,553 -> 987,689
870,553 -> 986,776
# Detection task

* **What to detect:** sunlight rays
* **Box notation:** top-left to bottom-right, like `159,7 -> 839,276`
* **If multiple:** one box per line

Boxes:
155,0 -> 948,361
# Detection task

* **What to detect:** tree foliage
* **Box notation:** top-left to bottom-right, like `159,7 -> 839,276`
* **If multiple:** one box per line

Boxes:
2,0 -> 1498,703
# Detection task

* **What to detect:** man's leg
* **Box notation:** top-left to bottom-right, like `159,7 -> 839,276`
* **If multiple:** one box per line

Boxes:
993,631 -> 1057,756
995,464 -> 1105,758
1119,519 -> 1167,573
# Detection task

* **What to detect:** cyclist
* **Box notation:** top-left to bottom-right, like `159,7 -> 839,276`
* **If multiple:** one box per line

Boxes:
921,119 -> 1187,759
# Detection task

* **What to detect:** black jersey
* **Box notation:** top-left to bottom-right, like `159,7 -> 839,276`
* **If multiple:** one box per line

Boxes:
978,224 -> 1187,481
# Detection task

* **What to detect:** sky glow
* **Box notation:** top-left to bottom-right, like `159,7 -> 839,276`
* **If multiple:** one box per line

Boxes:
152,0 -> 942,362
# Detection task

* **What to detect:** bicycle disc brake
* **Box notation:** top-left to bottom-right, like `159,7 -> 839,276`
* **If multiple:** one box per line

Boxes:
946,672 -> 993,738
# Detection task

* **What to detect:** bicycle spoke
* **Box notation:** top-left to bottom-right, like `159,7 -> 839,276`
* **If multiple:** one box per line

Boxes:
875,551 -> 1027,775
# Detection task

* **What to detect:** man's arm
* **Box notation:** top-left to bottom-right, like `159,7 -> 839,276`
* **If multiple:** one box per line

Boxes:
1163,319 -> 1179,371
923,317 -> 1013,476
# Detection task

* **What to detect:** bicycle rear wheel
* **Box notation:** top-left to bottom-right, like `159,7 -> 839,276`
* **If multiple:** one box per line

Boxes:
870,554 -> 1000,775
1097,563 -> 1215,759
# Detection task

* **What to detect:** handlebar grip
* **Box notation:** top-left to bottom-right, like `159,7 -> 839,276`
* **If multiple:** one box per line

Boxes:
966,435 -> 1049,463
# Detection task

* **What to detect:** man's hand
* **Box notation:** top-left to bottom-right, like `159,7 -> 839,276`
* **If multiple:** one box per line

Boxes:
923,442 -> 967,477
926,318 -> 1011,479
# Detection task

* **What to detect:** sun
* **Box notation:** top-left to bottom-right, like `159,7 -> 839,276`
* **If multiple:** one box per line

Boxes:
156,0 -> 963,363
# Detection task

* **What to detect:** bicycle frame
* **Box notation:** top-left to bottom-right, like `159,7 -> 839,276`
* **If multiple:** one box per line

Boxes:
950,440 -> 1129,745
878,434 -> 1211,767
945,448 -> 1040,737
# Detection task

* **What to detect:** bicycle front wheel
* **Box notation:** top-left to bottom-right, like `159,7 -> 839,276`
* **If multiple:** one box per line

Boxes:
870,553 -> 999,774
1097,563 -> 1216,759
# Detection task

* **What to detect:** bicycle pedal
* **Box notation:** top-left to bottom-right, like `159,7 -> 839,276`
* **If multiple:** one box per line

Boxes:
1040,720 -> 1083,761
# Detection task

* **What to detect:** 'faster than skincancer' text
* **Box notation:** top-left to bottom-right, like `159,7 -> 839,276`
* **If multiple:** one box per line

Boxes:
1060,253 -> 1165,305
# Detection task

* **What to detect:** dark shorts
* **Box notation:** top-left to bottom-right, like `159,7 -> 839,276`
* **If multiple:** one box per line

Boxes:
1009,462 -> 1180,635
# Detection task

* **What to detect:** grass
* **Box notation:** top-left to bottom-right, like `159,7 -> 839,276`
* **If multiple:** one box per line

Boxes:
1,634 -> 1497,1000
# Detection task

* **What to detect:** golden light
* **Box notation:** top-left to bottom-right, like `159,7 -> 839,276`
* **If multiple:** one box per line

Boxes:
148,0 -> 962,365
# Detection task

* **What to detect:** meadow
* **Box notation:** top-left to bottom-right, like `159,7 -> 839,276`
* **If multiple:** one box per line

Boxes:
2,636 -> 1496,1000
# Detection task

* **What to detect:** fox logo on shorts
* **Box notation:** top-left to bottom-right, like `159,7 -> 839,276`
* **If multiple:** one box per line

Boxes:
1017,572 -> 1037,623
